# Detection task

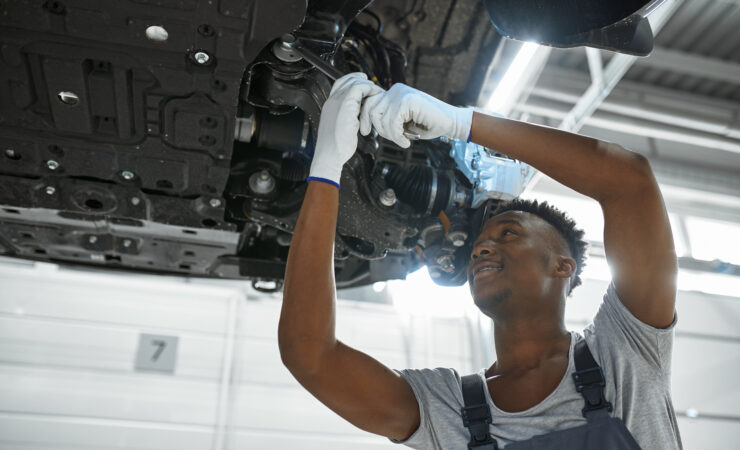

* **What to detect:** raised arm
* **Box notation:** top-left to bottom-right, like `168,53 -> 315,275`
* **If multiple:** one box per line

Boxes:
469,113 -> 677,328
278,74 -> 419,441
362,84 -> 677,328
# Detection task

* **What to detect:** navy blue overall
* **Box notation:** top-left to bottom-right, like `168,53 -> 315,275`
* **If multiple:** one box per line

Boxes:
461,340 -> 642,449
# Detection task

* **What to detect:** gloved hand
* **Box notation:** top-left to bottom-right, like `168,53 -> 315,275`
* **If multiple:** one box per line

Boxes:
359,83 -> 473,148
308,72 -> 383,188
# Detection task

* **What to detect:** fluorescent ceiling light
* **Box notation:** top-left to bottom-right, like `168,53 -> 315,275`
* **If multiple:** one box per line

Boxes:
485,42 -> 541,116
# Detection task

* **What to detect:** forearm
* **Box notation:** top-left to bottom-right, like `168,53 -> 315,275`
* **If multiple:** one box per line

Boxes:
279,181 -> 340,371
470,112 -> 653,203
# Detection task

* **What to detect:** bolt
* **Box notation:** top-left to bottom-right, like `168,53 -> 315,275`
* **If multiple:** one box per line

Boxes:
145,25 -> 169,42
88,235 -> 98,244
436,254 -> 455,272
121,170 -> 135,180
249,170 -> 275,195
379,188 -> 397,207
209,198 -> 222,208
57,91 -> 80,106
131,197 -> 141,206
193,51 -> 210,65
47,160 -> 60,170
123,239 -> 132,248
448,230 -> 468,247
45,186 -> 56,195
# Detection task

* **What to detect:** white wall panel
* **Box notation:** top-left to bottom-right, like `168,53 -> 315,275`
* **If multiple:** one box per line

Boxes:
0,365 -> 219,425
672,337 -> 740,417
0,413 -> 214,450
1,257 -> 738,449
677,417 -> 740,450
0,316 -> 225,378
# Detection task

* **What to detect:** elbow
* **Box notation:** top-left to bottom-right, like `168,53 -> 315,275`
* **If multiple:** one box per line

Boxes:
278,329 -> 327,377
629,151 -> 653,181
599,144 -> 657,201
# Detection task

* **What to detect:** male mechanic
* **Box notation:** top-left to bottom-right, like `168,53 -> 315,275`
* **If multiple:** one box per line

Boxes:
278,73 -> 681,449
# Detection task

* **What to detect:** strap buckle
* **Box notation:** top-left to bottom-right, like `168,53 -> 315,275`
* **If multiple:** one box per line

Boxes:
572,366 -> 613,417
461,403 -> 497,449
461,403 -> 492,427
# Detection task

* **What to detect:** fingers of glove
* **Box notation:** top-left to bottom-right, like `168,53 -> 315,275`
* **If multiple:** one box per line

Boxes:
329,72 -> 367,97
359,92 -> 384,136
383,100 -> 411,148
339,81 -> 383,127
368,95 -> 391,139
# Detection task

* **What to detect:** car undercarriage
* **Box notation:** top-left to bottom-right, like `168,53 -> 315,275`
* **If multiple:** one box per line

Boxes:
0,0 -> 536,290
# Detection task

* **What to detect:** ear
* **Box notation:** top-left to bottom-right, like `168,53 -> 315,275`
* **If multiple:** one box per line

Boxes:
554,256 -> 577,279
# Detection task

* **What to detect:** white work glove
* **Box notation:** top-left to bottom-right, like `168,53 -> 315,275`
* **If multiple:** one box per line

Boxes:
359,83 -> 473,148
308,72 -> 383,188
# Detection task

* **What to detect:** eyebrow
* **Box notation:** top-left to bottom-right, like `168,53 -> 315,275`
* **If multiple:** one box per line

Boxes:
488,218 -> 522,227
474,219 -> 524,245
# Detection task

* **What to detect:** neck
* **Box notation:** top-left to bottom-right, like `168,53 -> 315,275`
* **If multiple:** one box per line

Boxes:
490,315 -> 570,374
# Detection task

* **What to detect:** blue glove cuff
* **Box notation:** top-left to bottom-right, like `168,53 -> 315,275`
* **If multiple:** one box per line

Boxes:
307,176 -> 340,190
466,129 -> 472,143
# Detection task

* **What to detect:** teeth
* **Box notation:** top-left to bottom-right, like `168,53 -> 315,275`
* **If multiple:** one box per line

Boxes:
475,265 -> 502,275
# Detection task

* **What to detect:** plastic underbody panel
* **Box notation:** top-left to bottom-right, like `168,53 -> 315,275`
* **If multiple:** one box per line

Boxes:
0,0 -> 502,289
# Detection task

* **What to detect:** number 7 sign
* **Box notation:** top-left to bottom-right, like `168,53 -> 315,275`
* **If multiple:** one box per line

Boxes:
135,333 -> 179,373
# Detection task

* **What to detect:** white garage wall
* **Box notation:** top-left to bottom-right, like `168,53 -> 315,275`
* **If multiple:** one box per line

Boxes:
1,257 -> 738,449
0,259 -> 484,450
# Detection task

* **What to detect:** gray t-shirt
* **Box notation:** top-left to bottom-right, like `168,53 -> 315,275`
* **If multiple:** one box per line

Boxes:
392,283 -> 682,449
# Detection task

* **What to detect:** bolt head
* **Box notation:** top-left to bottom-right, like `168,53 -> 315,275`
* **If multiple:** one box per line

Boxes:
46,160 -> 60,170
121,170 -> 135,180
145,25 -> 169,42
379,188 -> 397,207
193,51 -> 210,64
123,239 -> 132,248
130,197 -> 141,206
45,186 -> 56,195
209,198 -> 222,208
88,236 -> 98,244
57,91 -> 79,106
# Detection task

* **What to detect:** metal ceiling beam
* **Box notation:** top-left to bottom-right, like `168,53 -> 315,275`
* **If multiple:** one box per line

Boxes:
635,46 -> 740,86
515,98 -> 740,155
530,74 -> 740,140
521,0 -> 685,194
558,0 -> 684,133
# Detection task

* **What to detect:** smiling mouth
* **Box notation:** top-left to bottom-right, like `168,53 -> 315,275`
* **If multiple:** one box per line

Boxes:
472,263 -> 504,280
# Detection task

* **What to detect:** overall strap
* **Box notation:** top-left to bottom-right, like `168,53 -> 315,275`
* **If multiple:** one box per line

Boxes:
461,374 -> 498,450
572,339 -> 613,419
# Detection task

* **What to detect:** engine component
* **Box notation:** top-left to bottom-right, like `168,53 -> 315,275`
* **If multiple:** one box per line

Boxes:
450,139 -> 534,208
379,189 -> 398,207
255,109 -> 310,153
384,166 -> 456,214
249,170 -> 276,195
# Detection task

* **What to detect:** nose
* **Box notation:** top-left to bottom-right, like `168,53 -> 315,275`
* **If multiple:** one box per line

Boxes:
471,241 -> 496,260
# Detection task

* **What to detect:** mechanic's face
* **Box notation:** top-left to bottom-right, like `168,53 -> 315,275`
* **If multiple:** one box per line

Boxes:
467,211 -> 568,320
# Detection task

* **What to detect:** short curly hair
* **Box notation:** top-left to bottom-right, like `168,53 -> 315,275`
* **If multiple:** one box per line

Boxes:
484,198 -> 588,295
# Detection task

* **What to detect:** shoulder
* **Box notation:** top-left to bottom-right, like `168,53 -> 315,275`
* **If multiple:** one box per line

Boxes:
396,368 -> 467,408
397,368 -> 461,390
585,282 -> 676,372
